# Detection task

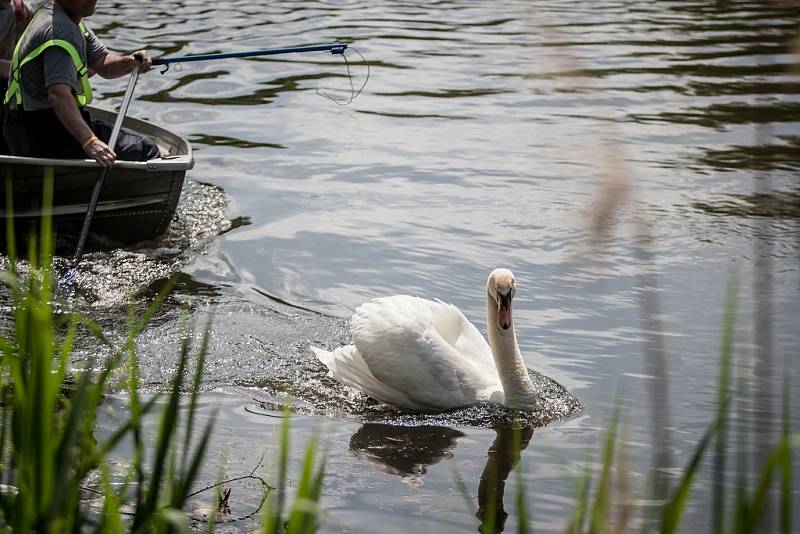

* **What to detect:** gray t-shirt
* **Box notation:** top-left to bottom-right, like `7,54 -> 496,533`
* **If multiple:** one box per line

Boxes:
12,2 -> 106,110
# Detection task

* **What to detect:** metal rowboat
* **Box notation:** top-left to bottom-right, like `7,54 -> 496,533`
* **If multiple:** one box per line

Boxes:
0,106 -> 192,251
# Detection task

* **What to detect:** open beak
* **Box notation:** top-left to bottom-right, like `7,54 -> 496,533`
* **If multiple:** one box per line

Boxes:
497,293 -> 512,330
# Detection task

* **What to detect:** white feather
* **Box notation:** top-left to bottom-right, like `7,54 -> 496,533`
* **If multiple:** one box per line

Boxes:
314,295 -> 503,411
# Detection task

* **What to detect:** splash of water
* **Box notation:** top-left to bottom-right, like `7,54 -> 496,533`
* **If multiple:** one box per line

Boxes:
12,179 -> 229,309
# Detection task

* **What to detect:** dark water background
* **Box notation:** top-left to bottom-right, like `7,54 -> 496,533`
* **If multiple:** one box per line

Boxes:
14,0 -> 800,532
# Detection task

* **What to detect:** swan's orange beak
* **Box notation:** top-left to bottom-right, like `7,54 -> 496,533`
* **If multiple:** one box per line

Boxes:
497,293 -> 512,330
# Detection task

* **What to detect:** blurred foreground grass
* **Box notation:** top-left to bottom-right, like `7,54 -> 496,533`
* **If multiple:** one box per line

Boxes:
0,171 -> 325,533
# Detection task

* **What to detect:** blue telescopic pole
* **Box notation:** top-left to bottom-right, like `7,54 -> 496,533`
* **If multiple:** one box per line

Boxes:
153,43 -> 348,66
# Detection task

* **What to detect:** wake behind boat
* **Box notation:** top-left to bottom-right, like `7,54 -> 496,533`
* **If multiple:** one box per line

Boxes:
0,106 -> 193,251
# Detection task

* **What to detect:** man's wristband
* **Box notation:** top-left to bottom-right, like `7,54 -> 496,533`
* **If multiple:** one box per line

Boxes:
82,135 -> 98,149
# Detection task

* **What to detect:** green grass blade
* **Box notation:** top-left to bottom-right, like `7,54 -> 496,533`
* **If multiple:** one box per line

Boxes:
173,412 -> 217,509
712,273 -> 737,533
780,376 -> 791,534
49,358 -> 99,516
590,402 -> 620,532
276,411 -> 291,523
156,508 -> 191,534
513,426 -> 530,534
309,455 -> 327,507
480,469 -> 498,534
97,465 -> 123,534
660,417 -> 719,534
263,410 -> 291,534
99,394 -> 161,458
734,371 -> 749,534
181,318 -> 212,477
287,434 -> 326,534
205,461 -> 229,534
451,466 -> 477,518
744,438 -> 790,531
136,331 -> 190,529
568,466 -> 592,534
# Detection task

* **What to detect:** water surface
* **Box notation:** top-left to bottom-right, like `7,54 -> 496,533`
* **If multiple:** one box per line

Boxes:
14,0 -> 800,532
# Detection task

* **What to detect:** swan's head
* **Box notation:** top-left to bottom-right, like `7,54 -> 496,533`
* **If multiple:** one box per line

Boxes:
487,268 -> 516,331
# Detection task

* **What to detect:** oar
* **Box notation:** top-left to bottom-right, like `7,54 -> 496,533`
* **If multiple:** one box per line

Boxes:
59,64 -> 141,293
152,43 -> 347,70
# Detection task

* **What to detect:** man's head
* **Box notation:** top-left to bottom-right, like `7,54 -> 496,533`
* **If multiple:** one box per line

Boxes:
56,0 -> 97,21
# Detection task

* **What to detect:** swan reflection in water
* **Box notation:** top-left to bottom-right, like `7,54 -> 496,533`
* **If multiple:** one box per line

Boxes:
349,423 -> 534,533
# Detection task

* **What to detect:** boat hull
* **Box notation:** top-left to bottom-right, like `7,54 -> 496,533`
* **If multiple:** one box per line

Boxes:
1,107 -> 193,251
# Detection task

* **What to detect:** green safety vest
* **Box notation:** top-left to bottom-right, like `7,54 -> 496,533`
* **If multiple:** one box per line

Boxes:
4,21 -> 93,108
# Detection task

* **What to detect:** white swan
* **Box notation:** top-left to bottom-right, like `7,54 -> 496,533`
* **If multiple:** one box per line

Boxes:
312,269 -> 538,411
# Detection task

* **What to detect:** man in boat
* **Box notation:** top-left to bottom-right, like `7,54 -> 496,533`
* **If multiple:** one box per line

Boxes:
2,0 -> 159,167
0,0 -> 33,154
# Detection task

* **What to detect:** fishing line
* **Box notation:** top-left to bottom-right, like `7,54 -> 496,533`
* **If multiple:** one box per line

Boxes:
316,46 -> 369,105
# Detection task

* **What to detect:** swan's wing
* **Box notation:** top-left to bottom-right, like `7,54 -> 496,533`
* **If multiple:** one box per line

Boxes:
351,296 -> 501,410
429,298 -> 500,381
312,345 -> 432,411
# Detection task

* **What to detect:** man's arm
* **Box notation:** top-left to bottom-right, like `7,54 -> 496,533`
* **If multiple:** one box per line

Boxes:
48,83 -> 116,167
89,50 -> 152,79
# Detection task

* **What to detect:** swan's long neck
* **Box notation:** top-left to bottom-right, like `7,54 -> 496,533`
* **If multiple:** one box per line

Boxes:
486,291 -> 538,409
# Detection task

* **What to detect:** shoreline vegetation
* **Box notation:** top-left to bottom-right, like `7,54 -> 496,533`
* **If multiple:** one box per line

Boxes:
0,171 -> 326,532
0,173 -> 795,532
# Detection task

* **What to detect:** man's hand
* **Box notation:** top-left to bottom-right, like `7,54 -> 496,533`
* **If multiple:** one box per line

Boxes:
84,137 -> 116,168
91,49 -> 153,78
131,50 -> 152,73
48,83 -> 117,167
